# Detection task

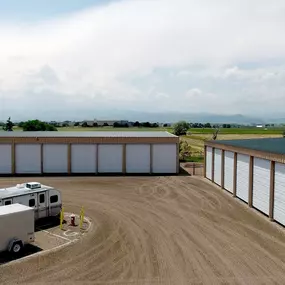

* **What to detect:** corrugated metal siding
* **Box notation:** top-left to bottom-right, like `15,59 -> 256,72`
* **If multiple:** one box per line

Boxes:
236,154 -> 250,203
252,158 -> 271,215
214,149 -> 221,185
224,151 -> 234,193
206,147 -> 212,179
274,163 -> 285,226
0,144 -> 12,174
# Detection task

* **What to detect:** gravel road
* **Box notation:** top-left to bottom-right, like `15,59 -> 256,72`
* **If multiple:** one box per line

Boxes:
1,176 -> 285,284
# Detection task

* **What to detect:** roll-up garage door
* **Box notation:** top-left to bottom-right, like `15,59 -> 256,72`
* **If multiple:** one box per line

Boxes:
152,144 -> 177,173
236,154 -> 250,203
126,144 -> 150,173
15,144 -> 41,174
0,144 -> 12,174
43,144 -> 68,173
71,144 -> 97,173
98,144 -> 123,173
252,158 -> 270,215
206,147 -> 212,180
213,149 -> 222,185
224,151 -> 234,193
274,163 -> 285,226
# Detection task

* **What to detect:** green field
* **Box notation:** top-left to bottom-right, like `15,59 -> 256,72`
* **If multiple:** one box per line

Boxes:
9,126 -> 285,135
189,128 -> 284,135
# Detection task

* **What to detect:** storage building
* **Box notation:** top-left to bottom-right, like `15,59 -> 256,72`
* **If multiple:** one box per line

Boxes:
0,131 -> 179,176
204,138 -> 285,226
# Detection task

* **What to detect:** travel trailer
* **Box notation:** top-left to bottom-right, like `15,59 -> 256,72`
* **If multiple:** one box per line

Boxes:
0,182 -> 62,220
0,203 -> 35,255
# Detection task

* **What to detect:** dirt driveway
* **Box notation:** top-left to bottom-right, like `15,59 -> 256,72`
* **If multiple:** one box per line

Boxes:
1,176 -> 285,284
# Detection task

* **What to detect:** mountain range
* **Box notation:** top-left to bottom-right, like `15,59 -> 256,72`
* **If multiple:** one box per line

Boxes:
2,109 -> 285,124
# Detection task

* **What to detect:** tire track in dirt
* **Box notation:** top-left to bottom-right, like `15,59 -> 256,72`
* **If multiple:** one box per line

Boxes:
1,176 -> 285,284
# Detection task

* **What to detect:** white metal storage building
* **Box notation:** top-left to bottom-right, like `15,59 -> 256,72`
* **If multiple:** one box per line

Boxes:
0,131 -> 179,176
204,138 -> 285,226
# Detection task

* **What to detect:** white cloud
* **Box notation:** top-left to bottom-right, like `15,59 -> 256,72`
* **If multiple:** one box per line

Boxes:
0,0 -> 285,119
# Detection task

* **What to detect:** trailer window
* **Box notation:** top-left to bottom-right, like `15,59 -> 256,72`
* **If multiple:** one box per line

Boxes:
50,195 -> 58,203
39,194 -> 45,203
4,200 -> 12,205
29,199 -> 35,207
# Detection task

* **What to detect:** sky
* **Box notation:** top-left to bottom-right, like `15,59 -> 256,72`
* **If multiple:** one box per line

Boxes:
0,0 -> 285,120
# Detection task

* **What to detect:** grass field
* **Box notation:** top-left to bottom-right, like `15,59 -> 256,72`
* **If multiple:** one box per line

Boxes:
8,126 -> 285,135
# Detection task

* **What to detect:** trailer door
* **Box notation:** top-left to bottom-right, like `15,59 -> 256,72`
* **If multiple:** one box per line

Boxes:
37,192 -> 48,219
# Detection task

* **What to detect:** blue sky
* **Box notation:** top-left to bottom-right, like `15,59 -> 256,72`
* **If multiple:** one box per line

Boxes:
0,0 -> 285,120
0,0 -> 114,21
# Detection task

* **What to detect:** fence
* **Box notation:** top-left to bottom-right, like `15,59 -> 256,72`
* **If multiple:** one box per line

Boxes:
180,162 -> 204,176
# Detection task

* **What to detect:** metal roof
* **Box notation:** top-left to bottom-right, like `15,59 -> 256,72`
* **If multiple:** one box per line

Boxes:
0,131 -> 177,138
210,137 -> 285,155
0,203 -> 33,216
0,183 -> 53,199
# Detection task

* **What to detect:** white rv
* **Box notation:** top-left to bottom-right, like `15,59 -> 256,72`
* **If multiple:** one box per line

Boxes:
0,182 -> 62,220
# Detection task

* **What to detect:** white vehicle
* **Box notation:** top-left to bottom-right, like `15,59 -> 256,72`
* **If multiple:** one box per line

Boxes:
0,203 -> 35,255
0,182 -> 62,220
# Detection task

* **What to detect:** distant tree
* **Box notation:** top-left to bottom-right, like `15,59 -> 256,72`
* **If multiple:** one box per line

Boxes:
74,122 -> 80,127
124,123 -> 129,128
133,121 -> 140,127
173,121 -> 190,136
82,122 -> 88,127
103,123 -> 109,126
141,122 -> 151,128
3,117 -> 14,131
22,120 -> 57,131
62,122 -> 69,127
179,140 -> 191,161
283,130 -> 285,138
163,123 -> 168,127
93,122 -> 98,127
18,121 -> 25,128
151,123 -> 159,128
113,122 -> 121,128
204,123 -> 211,128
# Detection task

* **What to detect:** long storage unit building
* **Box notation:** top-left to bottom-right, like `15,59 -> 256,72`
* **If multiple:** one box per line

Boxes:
204,137 -> 285,227
0,131 -> 179,176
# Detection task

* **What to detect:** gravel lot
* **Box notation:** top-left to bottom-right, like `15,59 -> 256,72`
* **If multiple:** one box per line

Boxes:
0,176 -> 285,284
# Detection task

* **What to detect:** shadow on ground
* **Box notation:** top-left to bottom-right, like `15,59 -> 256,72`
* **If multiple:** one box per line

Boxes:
35,216 -> 65,232
0,217 -> 65,266
0,244 -> 43,266
179,166 -> 191,176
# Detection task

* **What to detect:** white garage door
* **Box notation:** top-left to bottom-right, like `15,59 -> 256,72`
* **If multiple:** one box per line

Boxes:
15,144 -> 41,174
98,144 -> 123,173
0,144 -> 12,174
274,163 -> 285,226
214,149 -> 222,185
43,144 -> 68,173
206,146 -> 212,179
71,144 -> 97,173
224,151 -> 234,193
152,144 -> 177,173
126,144 -> 150,173
252,158 -> 271,215
236,154 -> 250,203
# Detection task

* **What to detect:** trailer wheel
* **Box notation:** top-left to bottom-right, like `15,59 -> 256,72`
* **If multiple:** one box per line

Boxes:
10,241 -> 23,254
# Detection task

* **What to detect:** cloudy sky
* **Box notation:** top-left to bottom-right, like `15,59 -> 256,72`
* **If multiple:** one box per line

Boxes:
0,0 -> 285,120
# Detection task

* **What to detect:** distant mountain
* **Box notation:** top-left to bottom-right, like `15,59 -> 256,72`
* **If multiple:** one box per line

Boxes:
1,108 -> 285,124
